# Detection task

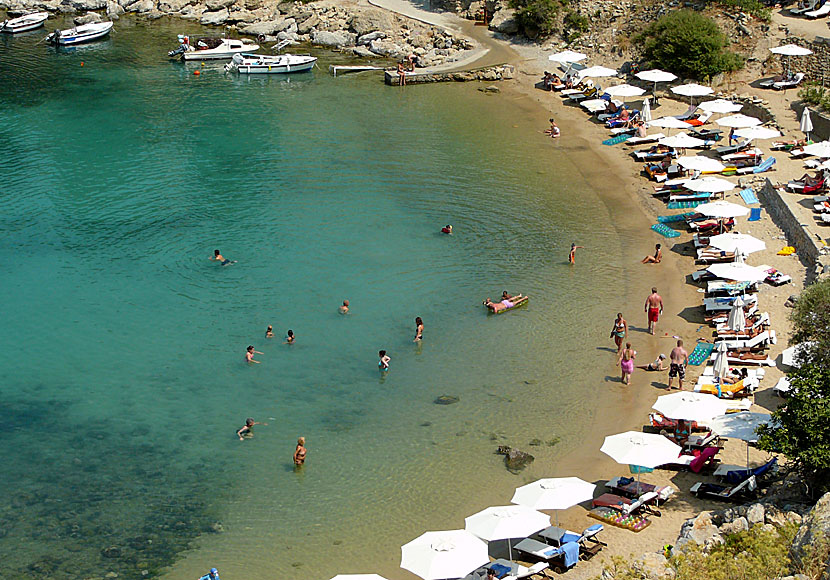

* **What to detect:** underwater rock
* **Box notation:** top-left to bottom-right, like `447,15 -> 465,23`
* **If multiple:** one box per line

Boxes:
528,438 -> 543,446
434,395 -> 459,405
101,546 -> 122,559
206,522 -> 224,533
496,445 -> 534,473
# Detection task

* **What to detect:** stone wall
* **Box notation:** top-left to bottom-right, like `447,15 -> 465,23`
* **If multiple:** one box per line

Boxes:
783,36 -> 830,88
758,179 -> 830,280
793,102 -> 830,142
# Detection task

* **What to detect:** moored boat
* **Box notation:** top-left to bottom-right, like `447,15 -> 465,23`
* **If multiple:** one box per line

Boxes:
168,35 -> 259,60
46,21 -> 113,45
224,52 -> 317,74
1,11 -> 49,33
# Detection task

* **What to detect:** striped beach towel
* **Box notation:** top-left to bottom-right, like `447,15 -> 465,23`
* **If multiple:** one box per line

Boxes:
603,133 -> 632,146
658,212 -> 695,223
651,223 -> 681,238
667,200 -> 704,209
688,341 -> 716,366
739,188 -> 759,204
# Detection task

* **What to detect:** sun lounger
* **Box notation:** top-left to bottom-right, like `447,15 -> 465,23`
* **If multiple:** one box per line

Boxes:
559,89 -> 582,96
690,475 -> 758,501
699,364 -> 765,382
625,133 -> 665,146
764,267 -> 792,286
721,148 -> 763,162
774,72 -> 806,89
716,140 -> 751,156
658,445 -> 721,473
634,149 -> 677,162
715,329 -> 775,348
736,157 -> 776,175
718,353 -> 776,366
694,377 -> 759,398
706,280 -> 757,296
670,191 -> 710,203
790,0 -> 819,14
806,3 -> 830,17
716,312 -> 769,333
514,538 -> 580,572
606,476 -> 675,502
658,212 -> 696,223
592,491 -> 662,517
703,294 -> 758,312
465,559 -> 549,580
674,105 -> 699,121
696,248 -> 736,262
689,127 -> 722,141
716,457 -> 778,485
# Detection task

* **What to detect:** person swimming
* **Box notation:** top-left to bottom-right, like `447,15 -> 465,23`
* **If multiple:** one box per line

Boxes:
210,249 -> 235,266
246,345 -> 262,364
441,225 -> 453,234
339,300 -> 349,314
236,417 -> 267,441
285,330 -> 295,344
198,568 -> 220,580
265,325 -> 274,338
293,436 -> 307,465
378,350 -> 390,370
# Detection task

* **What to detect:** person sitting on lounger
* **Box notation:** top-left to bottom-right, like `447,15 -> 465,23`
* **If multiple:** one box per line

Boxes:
543,71 -> 553,90
720,368 -> 749,384
636,353 -> 667,371
672,419 -> 691,445
564,74 -> 574,89
635,120 -> 647,138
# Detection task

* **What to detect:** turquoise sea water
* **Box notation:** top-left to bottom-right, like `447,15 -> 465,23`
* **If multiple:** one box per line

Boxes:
1,16 -> 648,580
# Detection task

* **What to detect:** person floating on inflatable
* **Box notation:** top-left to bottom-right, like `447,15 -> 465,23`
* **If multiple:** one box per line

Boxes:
441,225 -> 453,234
198,568 -> 220,580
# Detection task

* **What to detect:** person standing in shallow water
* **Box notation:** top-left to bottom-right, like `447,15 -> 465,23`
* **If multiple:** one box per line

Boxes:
644,287 -> 664,335
293,437 -> 307,466
617,342 -> 636,385
339,300 -> 349,314
265,325 -> 274,338
378,350 -> 390,371
414,316 -> 424,342
246,345 -> 262,364
568,243 -> 584,264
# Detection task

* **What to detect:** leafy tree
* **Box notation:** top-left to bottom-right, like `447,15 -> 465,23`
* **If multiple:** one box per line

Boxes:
636,10 -> 744,80
509,0 -> 566,38
789,277 -> 830,366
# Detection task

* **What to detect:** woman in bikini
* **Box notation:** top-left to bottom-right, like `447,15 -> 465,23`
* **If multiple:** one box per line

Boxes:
642,243 -> 662,264
413,316 -> 424,342
617,342 -> 636,385
293,436 -> 307,466
610,313 -> 628,353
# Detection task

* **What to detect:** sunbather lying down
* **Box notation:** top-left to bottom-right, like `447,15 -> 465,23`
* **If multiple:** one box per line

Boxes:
483,294 -> 525,312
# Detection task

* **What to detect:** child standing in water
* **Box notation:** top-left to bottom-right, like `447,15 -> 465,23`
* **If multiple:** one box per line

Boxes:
285,330 -> 295,344
568,243 -> 584,264
414,317 -> 424,342
378,350 -> 390,371
339,300 -> 349,314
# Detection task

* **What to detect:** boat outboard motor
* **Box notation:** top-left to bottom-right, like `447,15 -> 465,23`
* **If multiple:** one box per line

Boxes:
168,44 -> 186,58
50,28 -> 61,45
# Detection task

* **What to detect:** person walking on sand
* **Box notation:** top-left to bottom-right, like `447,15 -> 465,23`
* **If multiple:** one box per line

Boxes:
293,436 -> 307,466
339,300 -> 349,314
414,316 -> 424,342
644,287 -> 664,335
568,243 -> 584,264
246,345 -> 262,364
668,339 -> 689,390
610,312 -> 628,353
642,244 -> 662,264
617,342 -> 636,385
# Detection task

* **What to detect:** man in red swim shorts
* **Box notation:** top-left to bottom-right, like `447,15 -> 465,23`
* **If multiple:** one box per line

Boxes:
644,287 -> 664,335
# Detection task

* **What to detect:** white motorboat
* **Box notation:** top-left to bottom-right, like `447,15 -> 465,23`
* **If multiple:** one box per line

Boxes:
168,35 -> 259,60
224,52 -> 317,74
46,21 -> 113,45
1,11 -> 49,33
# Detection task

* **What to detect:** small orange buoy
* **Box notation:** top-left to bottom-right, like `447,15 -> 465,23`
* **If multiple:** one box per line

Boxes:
80,62 -> 84,66
194,70 -> 200,76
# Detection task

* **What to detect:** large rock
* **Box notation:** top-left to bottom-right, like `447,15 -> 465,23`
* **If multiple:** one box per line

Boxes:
792,491 -> 830,575
65,0 -> 105,9
296,14 -> 318,34
357,30 -> 385,45
204,0 -> 231,11
106,0 -> 125,17
720,516 -> 749,535
496,445 -> 534,473
125,0 -> 153,13
225,9 -> 258,23
489,8 -> 518,34
156,0 -> 188,12
746,503 -> 765,526
311,30 -> 353,48
369,38 -> 405,58
349,8 -> 394,36
199,7 -> 228,24
74,10 -> 102,23
677,512 -> 724,551
239,18 -> 288,36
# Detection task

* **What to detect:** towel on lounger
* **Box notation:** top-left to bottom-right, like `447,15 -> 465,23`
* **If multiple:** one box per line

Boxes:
658,212 -> 695,223
739,188 -> 759,204
490,563 -> 511,578
561,542 -> 580,568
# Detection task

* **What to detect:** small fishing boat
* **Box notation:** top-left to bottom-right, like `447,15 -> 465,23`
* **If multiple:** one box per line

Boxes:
224,52 -> 317,74
1,11 -> 49,33
46,21 -> 113,45
168,35 -> 259,60
482,295 -> 529,314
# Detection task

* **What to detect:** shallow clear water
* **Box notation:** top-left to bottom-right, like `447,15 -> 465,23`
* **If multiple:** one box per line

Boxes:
1,16 -> 645,580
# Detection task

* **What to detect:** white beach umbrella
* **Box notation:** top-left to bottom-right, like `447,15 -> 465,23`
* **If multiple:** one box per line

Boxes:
709,233 -> 766,255
770,44 -> 813,56
578,65 -> 618,79
641,97 -> 652,123
636,69 -> 678,83
706,262 -> 768,282
712,341 -> 731,380
734,126 -> 782,141
709,412 -> 773,470
677,156 -> 726,173
400,530 -> 489,580
653,391 -> 731,422
511,477 -> 596,512
726,296 -> 747,332
683,176 -> 736,194
649,116 -> 693,129
600,431 -> 682,469
671,83 -> 713,105
659,133 -> 706,149
781,342 -> 815,369
801,107 -> 814,141
696,200 -> 749,218
330,575 -> 389,580
604,84 -> 646,97
803,140 -> 830,159
698,99 -> 744,114
465,505 -> 550,561
716,114 -> 763,129
548,49 -> 587,63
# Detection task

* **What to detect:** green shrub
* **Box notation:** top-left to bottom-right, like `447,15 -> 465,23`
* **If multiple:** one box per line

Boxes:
509,0 -> 566,38
563,10 -> 589,41
636,10 -> 744,81
712,0 -> 771,21
799,84 -> 830,112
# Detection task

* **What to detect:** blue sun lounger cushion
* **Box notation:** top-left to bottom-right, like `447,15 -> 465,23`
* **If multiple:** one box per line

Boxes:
561,542 -> 580,568
651,223 -> 681,238
725,457 -> 778,485
603,133 -> 632,146
739,188 -> 759,204
489,563 -> 511,578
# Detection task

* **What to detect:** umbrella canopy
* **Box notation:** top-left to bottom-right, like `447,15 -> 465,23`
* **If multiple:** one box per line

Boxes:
600,431 -> 682,469
726,296 -> 747,332
696,200 -> 749,218
677,156 -> 726,172
636,69 -> 677,83
712,341 -> 730,379
709,233 -> 766,254
330,576 -> 389,580
659,133 -> 706,149
698,99 -> 744,114
708,412 -> 772,443
716,114 -> 763,128
770,44 -> 813,56
781,342 -> 816,369
401,530 -> 489,580
604,83 -> 645,97
801,107 -> 813,140
803,140 -> 830,159
734,126 -> 781,140
465,505 -> 550,542
511,477 -> 596,511
548,50 -> 587,63
653,391 -> 731,422
649,116 -> 693,129
706,262 -> 768,282
671,83 -> 713,97
642,97 -> 652,123
684,176 -> 737,194
578,65 -> 618,78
